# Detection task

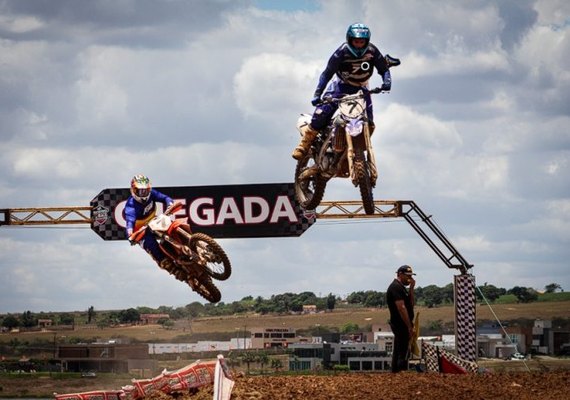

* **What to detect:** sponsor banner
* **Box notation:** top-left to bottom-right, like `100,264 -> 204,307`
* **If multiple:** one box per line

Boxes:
90,183 -> 315,240
54,391 -> 122,400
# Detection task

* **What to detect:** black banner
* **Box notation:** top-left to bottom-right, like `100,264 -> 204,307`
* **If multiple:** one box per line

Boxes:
90,183 -> 315,240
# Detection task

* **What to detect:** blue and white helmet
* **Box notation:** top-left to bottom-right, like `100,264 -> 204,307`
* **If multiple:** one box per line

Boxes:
346,23 -> 371,57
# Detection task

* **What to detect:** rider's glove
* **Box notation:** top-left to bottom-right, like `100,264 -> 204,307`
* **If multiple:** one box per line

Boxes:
311,89 -> 323,106
380,82 -> 391,92
129,239 -> 137,246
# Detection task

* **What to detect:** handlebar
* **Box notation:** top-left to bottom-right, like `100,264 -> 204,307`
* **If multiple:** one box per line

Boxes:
129,201 -> 184,242
317,87 -> 386,106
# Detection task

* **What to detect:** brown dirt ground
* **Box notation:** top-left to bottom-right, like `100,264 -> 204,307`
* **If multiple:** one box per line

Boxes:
162,371 -> 570,400
2,371 -> 570,400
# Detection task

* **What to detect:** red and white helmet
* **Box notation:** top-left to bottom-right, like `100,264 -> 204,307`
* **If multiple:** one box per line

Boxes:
130,174 -> 151,203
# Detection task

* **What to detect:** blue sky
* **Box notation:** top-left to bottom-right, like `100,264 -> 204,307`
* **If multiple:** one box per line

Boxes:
0,0 -> 568,313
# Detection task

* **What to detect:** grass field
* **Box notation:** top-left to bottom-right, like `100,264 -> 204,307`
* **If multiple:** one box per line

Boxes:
1,301 -> 569,344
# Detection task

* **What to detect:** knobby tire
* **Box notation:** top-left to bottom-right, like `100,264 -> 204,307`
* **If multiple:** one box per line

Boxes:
354,148 -> 375,215
191,276 -> 222,303
294,153 -> 326,210
189,232 -> 232,281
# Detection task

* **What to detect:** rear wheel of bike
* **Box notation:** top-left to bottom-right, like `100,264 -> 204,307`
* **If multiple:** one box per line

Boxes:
189,276 -> 221,303
354,149 -> 375,215
189,232 -> 232,280
294,153 -> 327,210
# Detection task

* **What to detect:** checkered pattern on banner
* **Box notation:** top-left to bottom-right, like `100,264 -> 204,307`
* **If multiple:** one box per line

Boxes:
454,274 -> 477,362
284,183 -> 317,236
421,342 -> 478,373
90,188 -> 130,241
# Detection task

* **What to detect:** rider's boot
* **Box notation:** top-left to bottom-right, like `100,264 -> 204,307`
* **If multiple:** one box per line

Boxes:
159,258 -> 188,282
292,124 -> 318,160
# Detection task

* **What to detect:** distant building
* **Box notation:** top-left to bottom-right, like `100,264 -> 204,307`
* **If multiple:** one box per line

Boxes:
532,319 -> 570,355
139,313 -> 170,324
37,319 -> 53,328
250,327 -> 309,348
57,342 -> 156,374
147,340 -> 250,354
288,342 -> 390,371
302,305 -> 317,314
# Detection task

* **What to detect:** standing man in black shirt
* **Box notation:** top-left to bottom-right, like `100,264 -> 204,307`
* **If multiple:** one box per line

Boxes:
386,265 -> 416,372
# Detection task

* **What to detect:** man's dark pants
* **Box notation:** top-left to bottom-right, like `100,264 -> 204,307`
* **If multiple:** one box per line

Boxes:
391,325 -> 410,373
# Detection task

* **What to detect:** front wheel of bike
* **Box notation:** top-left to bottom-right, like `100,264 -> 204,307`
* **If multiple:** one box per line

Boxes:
189,232 -> 232,281
354,149 -> 375,215
189,276 -> 221,303
294,153 -> 327,210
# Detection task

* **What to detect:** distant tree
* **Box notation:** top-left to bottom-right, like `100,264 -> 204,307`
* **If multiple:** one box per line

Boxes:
508,286 -> 539,303
118,308 -> 140,323
544,283 -> 562,293
441,283 -> 454,304
341,322 -> 359,333
2,314 -> 20,330
347,291 -> 366,305
297,291 -> 317,304
21,311 -> 37,328
87,306 -> 96,323
159,319 -> 175,329
270,358 -> 283,373
289,299 -> 303,313
476,284 -> 506,302
363,291 -> 384,307
422,285 -> 445,307
137,306 -> 156,314
256,304 -> 273,315
59,312 -> 75,325
241,295 -> 254,301
241,351 -> 257,373
257,352 -> 269,373
326,293 -> 336,311
97,319 -> 110,329
185,302 -> 205,318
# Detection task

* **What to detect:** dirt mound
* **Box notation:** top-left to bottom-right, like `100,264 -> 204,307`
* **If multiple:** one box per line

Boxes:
151,371 -> 570,400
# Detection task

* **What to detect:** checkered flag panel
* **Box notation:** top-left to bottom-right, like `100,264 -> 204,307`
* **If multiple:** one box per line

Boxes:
421,342 -> 478,373
455,274 -> 477,362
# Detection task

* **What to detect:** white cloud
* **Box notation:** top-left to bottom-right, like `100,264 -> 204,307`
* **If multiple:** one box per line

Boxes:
0,0 -> 569,312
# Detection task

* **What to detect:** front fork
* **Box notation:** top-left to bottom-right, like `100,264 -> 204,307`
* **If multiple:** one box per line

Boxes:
346,123 -> 378,186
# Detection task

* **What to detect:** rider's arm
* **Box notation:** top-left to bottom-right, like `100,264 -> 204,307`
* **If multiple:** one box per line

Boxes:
124,199 -> 137,237
314,48 -> 342,97
152,189 -> 173,208
371,45 -> 391,89
381,69 -> 392,88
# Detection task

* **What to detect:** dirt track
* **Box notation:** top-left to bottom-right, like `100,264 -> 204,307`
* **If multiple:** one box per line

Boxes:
166,371 -> 569,400
1,371 -> 569,399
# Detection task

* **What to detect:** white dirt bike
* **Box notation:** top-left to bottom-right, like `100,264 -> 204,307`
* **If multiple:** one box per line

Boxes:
294,54 -> 400,215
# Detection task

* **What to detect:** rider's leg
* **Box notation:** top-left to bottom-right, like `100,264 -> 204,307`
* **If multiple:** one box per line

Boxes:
292,123 -> 318,160
142,233 -> 186,281
292,79 -> 342,160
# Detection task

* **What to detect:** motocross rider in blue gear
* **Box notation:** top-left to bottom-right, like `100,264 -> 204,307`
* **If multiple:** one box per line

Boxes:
292,23 -> 392,160
125,175 -> 187,281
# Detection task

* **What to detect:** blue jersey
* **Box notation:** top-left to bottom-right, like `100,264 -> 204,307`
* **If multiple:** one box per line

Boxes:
124,189 -> 173,235
315,42 -> 390,94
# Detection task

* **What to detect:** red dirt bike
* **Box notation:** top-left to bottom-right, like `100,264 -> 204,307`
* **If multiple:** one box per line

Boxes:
129,202 -> 231,303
